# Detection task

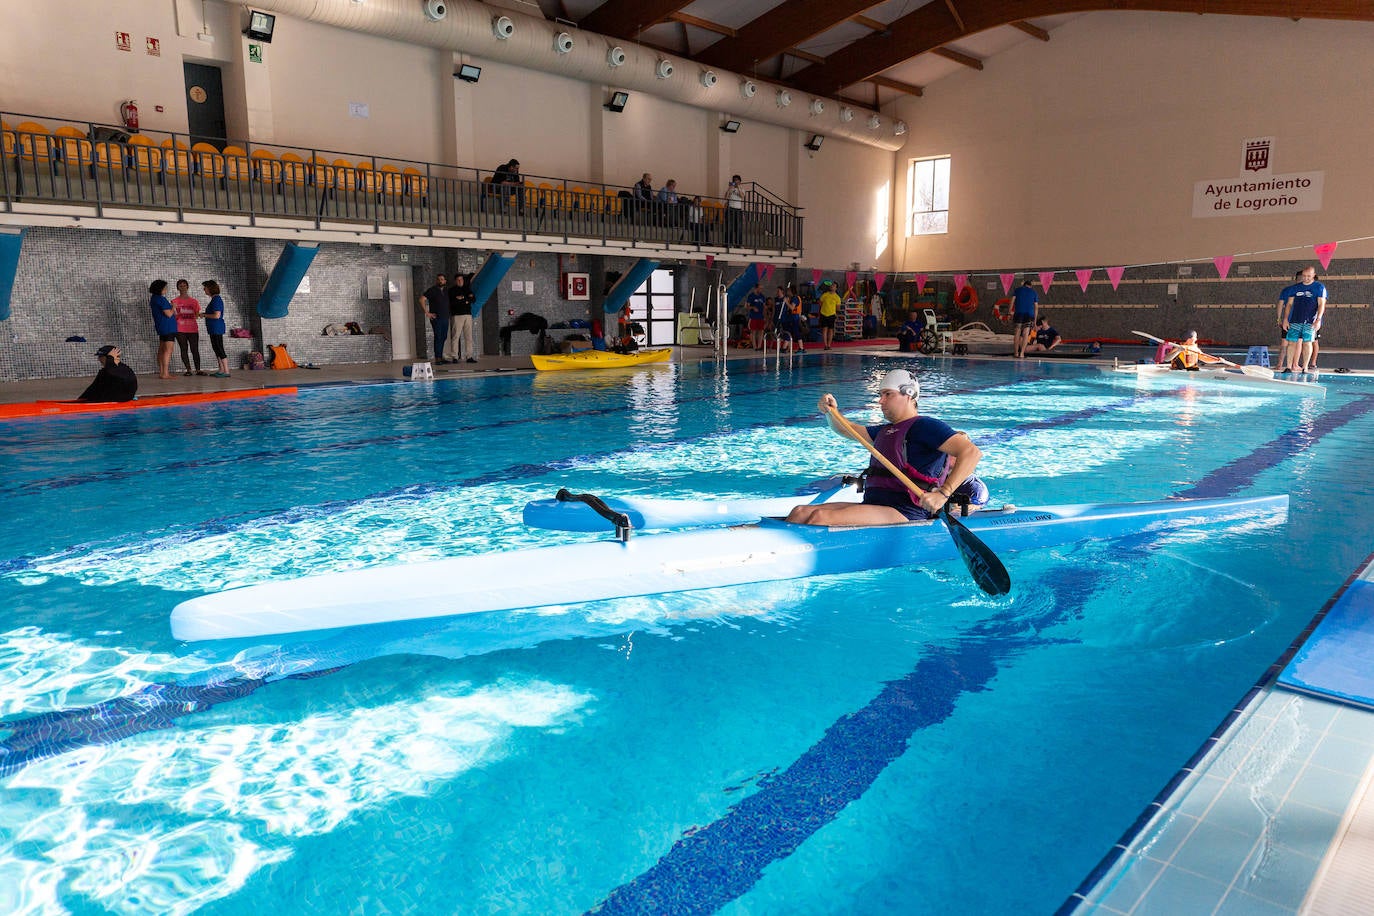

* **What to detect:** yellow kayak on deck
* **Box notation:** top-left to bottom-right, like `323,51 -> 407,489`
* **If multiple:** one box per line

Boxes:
530,348 -> 673,371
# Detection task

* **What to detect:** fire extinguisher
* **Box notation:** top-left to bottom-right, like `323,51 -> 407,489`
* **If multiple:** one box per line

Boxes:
120,99 -> 139,131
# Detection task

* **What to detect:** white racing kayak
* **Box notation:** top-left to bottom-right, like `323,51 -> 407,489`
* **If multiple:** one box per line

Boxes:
1105,362 -> 1326,396
171,493 -> 1288,642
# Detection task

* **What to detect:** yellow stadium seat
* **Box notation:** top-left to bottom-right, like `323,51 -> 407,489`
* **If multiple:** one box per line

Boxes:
160,138 -> 192,176
331,158 -> 354,191
280,151 -> 308,185
354,161 -> 379,194
127,134 -> 162,173
54,126 -> 93,167
249,148 -> 282,184
191,142 -> 224,179
402,166 -> 427,198
222,145 -> 252,181
16,121 -> 54,164
379,164 -> 405,196
312,155 -> 336,188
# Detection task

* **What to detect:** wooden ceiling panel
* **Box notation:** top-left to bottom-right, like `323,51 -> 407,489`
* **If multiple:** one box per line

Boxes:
696,0 -> 881,72
787,0 -> 1374,95
578,0 -> 696,38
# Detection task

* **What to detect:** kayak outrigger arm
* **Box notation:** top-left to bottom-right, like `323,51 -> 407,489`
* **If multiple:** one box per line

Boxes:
556,488 -> 634,541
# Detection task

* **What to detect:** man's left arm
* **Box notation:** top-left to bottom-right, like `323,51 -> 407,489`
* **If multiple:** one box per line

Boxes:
918,433 -> 982,513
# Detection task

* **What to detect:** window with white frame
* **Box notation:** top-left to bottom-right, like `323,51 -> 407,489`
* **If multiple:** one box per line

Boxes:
907,155 -> 950,236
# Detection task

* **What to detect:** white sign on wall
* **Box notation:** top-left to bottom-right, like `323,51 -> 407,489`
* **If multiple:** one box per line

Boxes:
1192,137 -> 1323,218
348,102 -> 370,119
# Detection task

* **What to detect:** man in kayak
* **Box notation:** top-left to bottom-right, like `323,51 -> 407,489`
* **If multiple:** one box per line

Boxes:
786,369 -> 988,526
1169,331 -> 1202,370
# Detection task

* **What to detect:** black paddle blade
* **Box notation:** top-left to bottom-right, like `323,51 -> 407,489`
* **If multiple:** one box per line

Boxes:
943,509 -> 1012,596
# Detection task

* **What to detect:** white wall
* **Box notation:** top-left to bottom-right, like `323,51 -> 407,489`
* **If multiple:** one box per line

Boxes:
799,136 -> 896,270
261,15 -> 443,161
890,13 -> 1374,271
466,56 -> 594,183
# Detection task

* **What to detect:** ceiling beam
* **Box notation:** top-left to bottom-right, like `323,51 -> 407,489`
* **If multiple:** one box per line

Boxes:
1011,19 -> 1051,40
696,0 -> 879,72
578,0 -> 693,38
943,0 -> 966,33
666,11 -> 736,37
868,75 -> 924,97
787,0 -> 1374,96
849,14 -> 887,31
785,47 -> 827,64
931,46 -> 984,69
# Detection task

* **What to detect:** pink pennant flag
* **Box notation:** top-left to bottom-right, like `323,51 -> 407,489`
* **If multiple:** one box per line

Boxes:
999,273 -> 1015,295
1075,268 -> 1093,292
953,273 -> 969,292
1038,271 -> 1055,293
914,273 -> 928,293
1105,266 -> 1125,290
844,270 -> 857,293
873,272 -> 887,291
704,254 -> 714,269
1213,255 -> 1233,279
763,264 -> 776,283
811,268 -> 823,285
1314,241 -> 1338,269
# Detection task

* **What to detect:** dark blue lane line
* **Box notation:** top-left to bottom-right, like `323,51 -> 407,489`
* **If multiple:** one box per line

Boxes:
587,394 -> 1374,915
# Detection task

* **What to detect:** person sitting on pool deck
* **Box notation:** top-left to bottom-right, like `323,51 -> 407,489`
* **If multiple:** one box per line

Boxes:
786,369 -> 988,526
1168,331 -> 1203,370
77,345 -> 138,402
896,310 -> 926,352
1025,317 -> 1062,352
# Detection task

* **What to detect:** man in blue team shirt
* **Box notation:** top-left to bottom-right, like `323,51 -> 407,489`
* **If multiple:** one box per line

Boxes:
1011,278 -> 1039,358
1273,270 -> 1302,373
1280,266 -> 1326,373
1025,317 -> 1062,352
745,284 -> 768,350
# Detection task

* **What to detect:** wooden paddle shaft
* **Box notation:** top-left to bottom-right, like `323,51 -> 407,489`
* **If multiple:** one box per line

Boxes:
826,407 -> 931,499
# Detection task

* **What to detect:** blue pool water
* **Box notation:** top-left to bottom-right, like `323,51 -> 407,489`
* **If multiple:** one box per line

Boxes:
4,357 -> 1374,914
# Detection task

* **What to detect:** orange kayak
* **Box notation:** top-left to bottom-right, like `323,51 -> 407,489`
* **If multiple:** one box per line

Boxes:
0,387 -> 298,420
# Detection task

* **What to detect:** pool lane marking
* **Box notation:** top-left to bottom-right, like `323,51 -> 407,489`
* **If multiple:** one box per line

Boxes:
588,392 -> 1374,915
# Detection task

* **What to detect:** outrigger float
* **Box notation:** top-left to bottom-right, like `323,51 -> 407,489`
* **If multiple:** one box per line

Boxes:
171,492 -> 1287,642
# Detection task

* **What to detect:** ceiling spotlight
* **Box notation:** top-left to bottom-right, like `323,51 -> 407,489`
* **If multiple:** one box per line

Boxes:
840,107 -> 854,122
740,80 -> 757,99
492,15 -> 514,38
809,98 -> 825,116
700,70 -> 718,88
553,31 -> 574,54
867,115 -> 881,129
607,45 -> 626,67
805,134 -> 824,151
776,89 -> 792,108
656,59 -> 674,79
721,119 -> 741,133
894,120 -> 908,136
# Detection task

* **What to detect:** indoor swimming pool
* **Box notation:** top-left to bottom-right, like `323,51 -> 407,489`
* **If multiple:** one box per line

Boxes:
3,356 -> 1373,914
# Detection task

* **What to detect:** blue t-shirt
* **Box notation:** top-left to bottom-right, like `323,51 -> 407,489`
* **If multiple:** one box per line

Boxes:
150,294 -> 177,335
1287,281 -> 1326,324
1035,325 -> 1059,347
746,292 -> 766,321
1011,286 -> 1038,317
203,295 -> 227,335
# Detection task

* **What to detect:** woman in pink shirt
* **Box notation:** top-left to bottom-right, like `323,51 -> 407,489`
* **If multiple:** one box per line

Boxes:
171,278 -> 205,376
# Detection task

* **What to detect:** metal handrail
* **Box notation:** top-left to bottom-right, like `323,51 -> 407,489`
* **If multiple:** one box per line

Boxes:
0,110 -> 805,253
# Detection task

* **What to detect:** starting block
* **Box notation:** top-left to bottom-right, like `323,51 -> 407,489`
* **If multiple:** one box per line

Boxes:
1245,346 -> 1270,368
405,361 -> 434,380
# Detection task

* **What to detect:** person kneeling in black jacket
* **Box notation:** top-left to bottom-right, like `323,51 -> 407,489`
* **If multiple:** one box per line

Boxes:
78,345 -> 139,402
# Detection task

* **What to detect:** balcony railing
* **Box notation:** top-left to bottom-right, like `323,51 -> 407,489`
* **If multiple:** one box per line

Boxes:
0,112 -> 804,254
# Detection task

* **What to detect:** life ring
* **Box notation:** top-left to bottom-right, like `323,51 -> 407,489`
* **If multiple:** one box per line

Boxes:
955,284 -> 979,313
992,298 -> 1012,322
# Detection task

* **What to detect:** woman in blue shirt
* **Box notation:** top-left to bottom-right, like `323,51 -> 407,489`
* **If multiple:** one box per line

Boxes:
202,280 -> 230,377
149,279 -> 177,379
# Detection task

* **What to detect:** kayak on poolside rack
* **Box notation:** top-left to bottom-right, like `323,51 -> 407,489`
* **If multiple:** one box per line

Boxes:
170,493 -> 1288,642
529,347 -> 672,371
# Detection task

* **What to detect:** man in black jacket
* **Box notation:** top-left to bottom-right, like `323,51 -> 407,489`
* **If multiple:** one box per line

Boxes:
78,345 -> 138,402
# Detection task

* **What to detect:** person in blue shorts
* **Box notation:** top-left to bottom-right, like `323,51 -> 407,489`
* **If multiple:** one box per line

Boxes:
786,369 -> 988,526
1274,270 -> 1302,374
148,279 -> 177,379
745,284 -> 768,350
1280,266 -> 1326,373
1011,278 -> 1039,358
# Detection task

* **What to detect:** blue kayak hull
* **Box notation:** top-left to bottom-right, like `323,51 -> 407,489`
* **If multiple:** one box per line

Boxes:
171,494 -> 1287,642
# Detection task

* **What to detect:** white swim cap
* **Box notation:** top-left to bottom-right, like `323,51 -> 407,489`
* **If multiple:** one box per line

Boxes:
879,368 -> 919,399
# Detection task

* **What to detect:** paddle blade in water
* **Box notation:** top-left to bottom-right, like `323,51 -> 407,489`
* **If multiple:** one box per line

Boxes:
944,511 -> 1012,596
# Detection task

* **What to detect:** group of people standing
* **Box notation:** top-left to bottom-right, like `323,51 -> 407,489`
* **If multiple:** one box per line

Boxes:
420,273 -> 478,364
741,283 -> 808,351
148,278 -> 230,380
